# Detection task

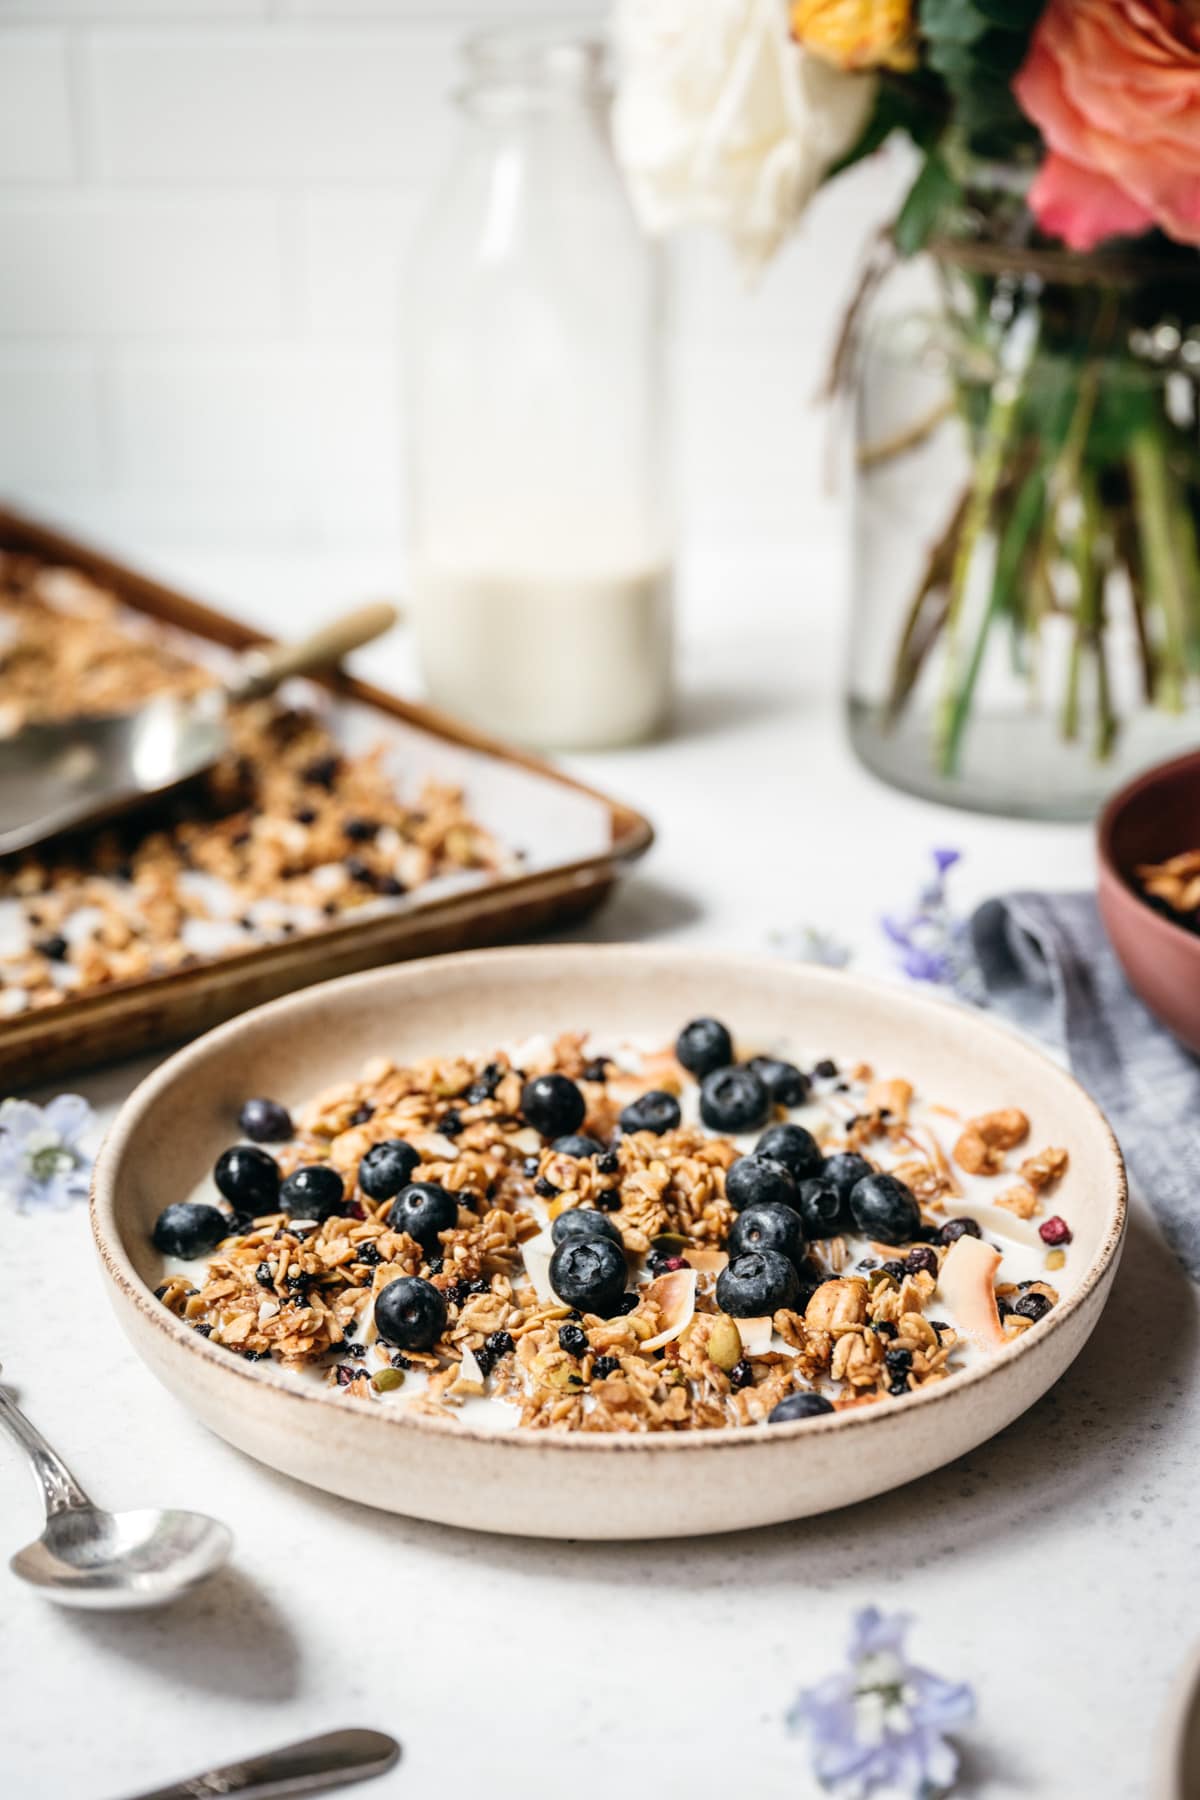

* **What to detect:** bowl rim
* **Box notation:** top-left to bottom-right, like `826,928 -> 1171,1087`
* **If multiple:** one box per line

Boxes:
91,944 -> 1128,1458
1097,745 -> 1200,958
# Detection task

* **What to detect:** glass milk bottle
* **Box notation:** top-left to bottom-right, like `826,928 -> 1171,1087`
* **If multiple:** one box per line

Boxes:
406,28 -> 673,751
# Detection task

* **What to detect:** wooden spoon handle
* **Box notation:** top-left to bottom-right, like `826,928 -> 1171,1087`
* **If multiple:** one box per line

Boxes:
226,602 -> 399,702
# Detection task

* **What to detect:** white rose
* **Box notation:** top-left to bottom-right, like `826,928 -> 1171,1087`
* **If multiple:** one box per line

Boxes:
612,0 -> 876,267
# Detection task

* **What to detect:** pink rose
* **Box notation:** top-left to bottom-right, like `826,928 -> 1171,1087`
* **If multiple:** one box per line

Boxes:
1014,0 -> 1200,252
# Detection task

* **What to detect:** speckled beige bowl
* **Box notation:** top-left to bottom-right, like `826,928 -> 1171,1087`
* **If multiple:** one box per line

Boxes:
92,947 -> 1126,1539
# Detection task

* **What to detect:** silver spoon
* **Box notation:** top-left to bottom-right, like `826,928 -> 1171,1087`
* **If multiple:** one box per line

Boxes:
114,1728 -> 401,1800
0,599 -> 398,856
0,1370 -> 232,1608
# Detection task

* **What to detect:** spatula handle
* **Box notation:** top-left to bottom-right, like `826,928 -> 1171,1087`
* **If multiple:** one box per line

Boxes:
226,602 -> 399,702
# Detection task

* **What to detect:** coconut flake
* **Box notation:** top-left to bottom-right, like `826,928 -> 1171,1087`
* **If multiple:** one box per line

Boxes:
640,1268 -> 697,1352
938,1234 -> 1005,1348
683,1247 -> 728,1275
946,1199 -> 1043,1251
520,1234 -> 558,1307
735,1316 -> 773,1356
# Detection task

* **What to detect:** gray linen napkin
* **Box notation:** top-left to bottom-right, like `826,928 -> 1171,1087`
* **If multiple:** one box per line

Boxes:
970,890 -> 1200,1280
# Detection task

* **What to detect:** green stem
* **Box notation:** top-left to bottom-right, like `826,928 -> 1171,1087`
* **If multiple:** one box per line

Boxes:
1130,425 -> 1191,712
1061,469 -> 1100,743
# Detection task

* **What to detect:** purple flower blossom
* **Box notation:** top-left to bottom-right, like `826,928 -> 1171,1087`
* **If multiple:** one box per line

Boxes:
0,1094 -> 96,1213
880,850 -> 983,1004
787,1607 -> 976,1797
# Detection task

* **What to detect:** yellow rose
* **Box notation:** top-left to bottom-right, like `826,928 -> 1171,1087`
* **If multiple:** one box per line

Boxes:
790,0 -> 917,72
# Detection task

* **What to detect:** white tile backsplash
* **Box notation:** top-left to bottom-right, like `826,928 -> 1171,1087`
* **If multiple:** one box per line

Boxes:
0,33 -> 76,182
0,4 -> 900,559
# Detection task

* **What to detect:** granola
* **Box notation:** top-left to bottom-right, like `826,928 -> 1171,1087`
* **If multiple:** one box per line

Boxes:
152,1021 -> 1076,1434
0,554 -> 512,1013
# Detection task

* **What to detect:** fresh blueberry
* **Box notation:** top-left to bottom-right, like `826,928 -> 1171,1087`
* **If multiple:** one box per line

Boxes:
821,1151 -> 875,1202
700,1066 -> 770,1134
755,1122 -> 824,1183
521,1073 -> 586,1139
551,1134 -> 607,1159
1013,1290 -> 1052,1323
279,1163 -> 345,1223
550,1209 -> 624,1248
796,1176 -> 846,1239
618,1090 -> 682,1136
728,1201 -> 807,1270
940,1216 -> 982,1245
675,1016 -> 734,1077
358,1138 -> 421,1201
385,1181 -> 458,1251
374,1275 -> 447,1350
152,1201 -> 229,1259
549,1236 -> 629,1315
725,1155 -> 798,1213
213,1144 -> 281,1215
746,1056 -> 809,1108
848,1173 -> 921,1245
715,1248 -> 800,1317
237,1097 -> 293,1143
768,1390 -> 835,1424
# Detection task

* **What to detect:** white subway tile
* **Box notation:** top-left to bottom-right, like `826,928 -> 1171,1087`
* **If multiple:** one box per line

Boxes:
89,27 -> 458,183
0,349 -> 104,490
299,187 -> 425,338
0,33 -> 75,181
0,192 -> 284,336
0,3 -> 268,18
280,0 -> 601,16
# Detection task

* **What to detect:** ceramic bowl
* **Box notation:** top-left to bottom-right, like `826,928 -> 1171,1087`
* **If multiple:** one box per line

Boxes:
92,946 -> 1126,1540
1098,748 -> 1200,1056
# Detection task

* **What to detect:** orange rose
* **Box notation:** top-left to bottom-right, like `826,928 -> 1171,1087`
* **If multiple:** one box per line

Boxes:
1015,0 -> 1200,251
791,0 -> 916,71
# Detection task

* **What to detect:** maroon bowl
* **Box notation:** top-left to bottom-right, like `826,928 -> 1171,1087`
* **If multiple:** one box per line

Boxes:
1098,747 -> 1200,1056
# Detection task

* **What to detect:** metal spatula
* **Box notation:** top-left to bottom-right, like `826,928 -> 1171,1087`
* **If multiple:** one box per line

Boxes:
0,601 -> 397,857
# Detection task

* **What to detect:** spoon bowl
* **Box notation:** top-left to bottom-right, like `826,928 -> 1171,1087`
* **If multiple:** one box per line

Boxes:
10,1504 -> 233,1609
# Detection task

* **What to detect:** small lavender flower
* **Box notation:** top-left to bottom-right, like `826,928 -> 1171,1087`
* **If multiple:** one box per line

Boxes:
880,849 -> 983,1004
770,924 -> 853,969
0,1094 -> 96,1213
787,1607 -> 976,1798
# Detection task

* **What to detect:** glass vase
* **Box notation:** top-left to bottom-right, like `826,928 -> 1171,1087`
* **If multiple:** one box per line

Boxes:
846,257 -> 1200,821
405,27 -> 672,752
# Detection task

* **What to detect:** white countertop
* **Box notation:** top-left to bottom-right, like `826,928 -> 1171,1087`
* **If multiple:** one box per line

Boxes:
1,542 -> 1195,1800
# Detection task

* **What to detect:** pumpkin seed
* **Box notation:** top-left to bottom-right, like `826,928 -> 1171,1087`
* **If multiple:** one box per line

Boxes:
708,1315 -> 742,1372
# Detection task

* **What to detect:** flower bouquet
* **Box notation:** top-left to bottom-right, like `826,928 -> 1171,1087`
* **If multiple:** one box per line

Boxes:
613,2 -> 1200,816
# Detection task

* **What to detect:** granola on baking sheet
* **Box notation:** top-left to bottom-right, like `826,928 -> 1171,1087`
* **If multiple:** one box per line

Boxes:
152,1021 -> 1076,1434
0,554 -> 512,1014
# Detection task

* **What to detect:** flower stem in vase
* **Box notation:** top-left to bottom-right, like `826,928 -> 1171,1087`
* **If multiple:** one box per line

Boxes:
1129,423 -> 1193,713
1060,466 -> 1100,745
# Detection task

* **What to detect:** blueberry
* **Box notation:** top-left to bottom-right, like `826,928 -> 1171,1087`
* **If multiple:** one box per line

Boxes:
549,1236 -> 628,1315
385,1181 -> 458,1251
728,1201 -> 807,1270
558,1323 -> 589,1357
521,1073 -> 586,1139
374,1275 -> 447,1351
675,1017 -> 734,1077
592,1355 -> 620,1380
550,1209 -> 624,1248
279,1163 -> 345,1223
940,1216 -> 982,1245
796,1176 -> 846,1239
1013,1290 -> 1052,1323
725,1155 -> 798,1213
715,1248 -> 799,1317
905,1245 -> 939,1277
152,1202 -> 229,1259
619,1091 -> 682,1136
213,1145 -> 281,1215
747,1056 -> 809,1108
358,1138 -> 421,1201
700,1066 -> 770,1134
756,1122 -> 824,1183
848,1173 -> 921,1245
237,1097 -> 293,1143
768,1390 -> 835,1424
821,1151 -> 874,1202
551,1134 -> 606,1159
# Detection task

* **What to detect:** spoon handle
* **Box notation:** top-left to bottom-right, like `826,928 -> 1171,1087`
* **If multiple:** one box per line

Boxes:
0,1380 -> 92,1517
117,1729 -> 401,1800
225,602 -> 400,703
